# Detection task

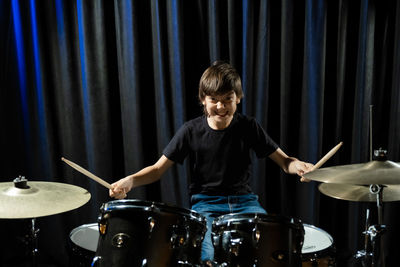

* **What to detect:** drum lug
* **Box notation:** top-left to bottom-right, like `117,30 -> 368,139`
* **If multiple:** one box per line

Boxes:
252,227 -> 260,244
170,224 -> 190,248
98,213 -> 109,236
148,216 -> 156,234
111,233 -> 130,248
272,250 -> 288,262
225,231 -> 243,256
229,238 -> 242,256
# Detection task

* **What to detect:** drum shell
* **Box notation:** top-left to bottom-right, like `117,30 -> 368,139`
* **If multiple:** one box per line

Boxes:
93,199 -> 206,267
68,223 -> 99,267
212,213 -> 304,267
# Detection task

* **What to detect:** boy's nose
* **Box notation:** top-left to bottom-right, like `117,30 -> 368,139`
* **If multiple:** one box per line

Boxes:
217,101 -> 225,109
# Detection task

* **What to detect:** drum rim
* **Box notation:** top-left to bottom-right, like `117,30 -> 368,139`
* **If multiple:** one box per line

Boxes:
213,213 -> 303,228
102,199 -> 206,222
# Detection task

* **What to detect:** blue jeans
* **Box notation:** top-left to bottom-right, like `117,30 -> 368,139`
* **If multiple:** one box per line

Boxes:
190,193 -> 267,262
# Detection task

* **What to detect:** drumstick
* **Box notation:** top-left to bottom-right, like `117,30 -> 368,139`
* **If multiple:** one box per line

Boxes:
311,141 -> 343,171
61,157 -> 112,189
301,142 -> 343,182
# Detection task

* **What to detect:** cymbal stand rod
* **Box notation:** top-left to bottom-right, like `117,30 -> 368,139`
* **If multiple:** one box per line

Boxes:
369,105 -> 373,162
355,207 -> 372,266
364,208 -> 371,252
376,187 -> 385,267
31,218 -> 39,267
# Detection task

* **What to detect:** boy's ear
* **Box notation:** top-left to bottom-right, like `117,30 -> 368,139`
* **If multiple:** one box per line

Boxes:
236,98 -> 241,104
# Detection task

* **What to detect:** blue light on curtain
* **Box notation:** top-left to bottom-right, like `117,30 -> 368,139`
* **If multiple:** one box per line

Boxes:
170,0 -> 185,130
55,0 -> 65,37
11,1 -> 28,134
30,0 -> 51,178
151,0 -> 174,154
11,0 -> 32,170
55,0 -> 73,115
304,0 -> 325,162
76,0 -> 94,170
301,0 -> 326,224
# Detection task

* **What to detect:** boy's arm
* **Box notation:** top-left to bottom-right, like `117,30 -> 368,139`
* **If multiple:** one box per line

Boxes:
109,155 -> 174,199
269,148 -> 313,181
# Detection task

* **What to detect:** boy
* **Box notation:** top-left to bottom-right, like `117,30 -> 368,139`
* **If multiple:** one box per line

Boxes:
110,61 -> 313,265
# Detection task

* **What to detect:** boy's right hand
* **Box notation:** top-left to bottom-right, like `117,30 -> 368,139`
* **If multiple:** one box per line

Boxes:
109,176 -> 133,199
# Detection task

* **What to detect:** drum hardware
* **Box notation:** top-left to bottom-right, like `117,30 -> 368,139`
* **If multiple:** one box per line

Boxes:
354,181 -> 387,267
112,233 -> 130,248
307,147 -> 396,267
148,216 -> 156,233
305,103 -> 394,267
171,224 -> 190,248
0,177 -> 91,219
0,176 -> 91,266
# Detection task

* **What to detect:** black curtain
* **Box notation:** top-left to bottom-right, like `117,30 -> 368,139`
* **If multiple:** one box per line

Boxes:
1,0 -> 399,266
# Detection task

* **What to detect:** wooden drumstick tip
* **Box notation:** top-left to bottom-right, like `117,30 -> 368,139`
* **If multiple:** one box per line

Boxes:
312,141 -> 343,171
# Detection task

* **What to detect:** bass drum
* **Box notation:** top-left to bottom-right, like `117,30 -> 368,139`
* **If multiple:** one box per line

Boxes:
68,223 -> 99,267
212,213 -> 304,267
301,224 -> 336,266
92,199 -> 206,267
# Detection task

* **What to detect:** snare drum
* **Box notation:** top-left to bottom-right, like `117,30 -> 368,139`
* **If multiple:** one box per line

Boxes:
301,224 -> 336,266
92,199 -> 206,267
212,213 -> 304,267
68,223 -> 99,267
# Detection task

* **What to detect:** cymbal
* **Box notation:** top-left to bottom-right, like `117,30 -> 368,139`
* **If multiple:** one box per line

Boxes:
303,160 -> 400,185
318,183 -> 400,202
0,181 -> 91,219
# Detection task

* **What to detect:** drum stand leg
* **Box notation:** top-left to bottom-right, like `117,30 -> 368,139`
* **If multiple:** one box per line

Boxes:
355,185 -> 386,267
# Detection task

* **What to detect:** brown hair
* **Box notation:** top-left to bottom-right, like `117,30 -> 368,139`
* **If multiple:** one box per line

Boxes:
198,61 -> 243,102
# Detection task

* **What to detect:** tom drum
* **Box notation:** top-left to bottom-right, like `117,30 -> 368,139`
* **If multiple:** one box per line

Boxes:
301,224 -> 336,266
92,199 -> 207,267
212,213 -> 305,267
68,223 -> 99,267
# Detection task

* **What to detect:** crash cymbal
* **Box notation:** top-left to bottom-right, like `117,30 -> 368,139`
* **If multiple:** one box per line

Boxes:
0,180 -> 91,219
319,183 -> 400,202
303,160 -> 400,185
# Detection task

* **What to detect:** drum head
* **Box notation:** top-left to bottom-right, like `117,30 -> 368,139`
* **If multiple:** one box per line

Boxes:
302,224 -> 333,254
70,223 -> 99,252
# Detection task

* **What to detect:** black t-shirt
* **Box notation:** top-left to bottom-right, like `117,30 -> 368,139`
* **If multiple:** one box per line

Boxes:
163,113 -> 279,196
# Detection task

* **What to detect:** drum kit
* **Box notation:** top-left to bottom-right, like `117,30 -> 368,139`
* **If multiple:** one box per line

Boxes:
1,150 -> 399,267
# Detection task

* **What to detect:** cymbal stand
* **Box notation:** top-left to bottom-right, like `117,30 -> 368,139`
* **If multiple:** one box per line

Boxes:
13,176 -> 40,267
355,184 -> 386,267
30,218 -> 39,267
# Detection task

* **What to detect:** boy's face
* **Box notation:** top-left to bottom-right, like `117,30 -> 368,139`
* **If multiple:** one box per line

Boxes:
202,91 -> 241,129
